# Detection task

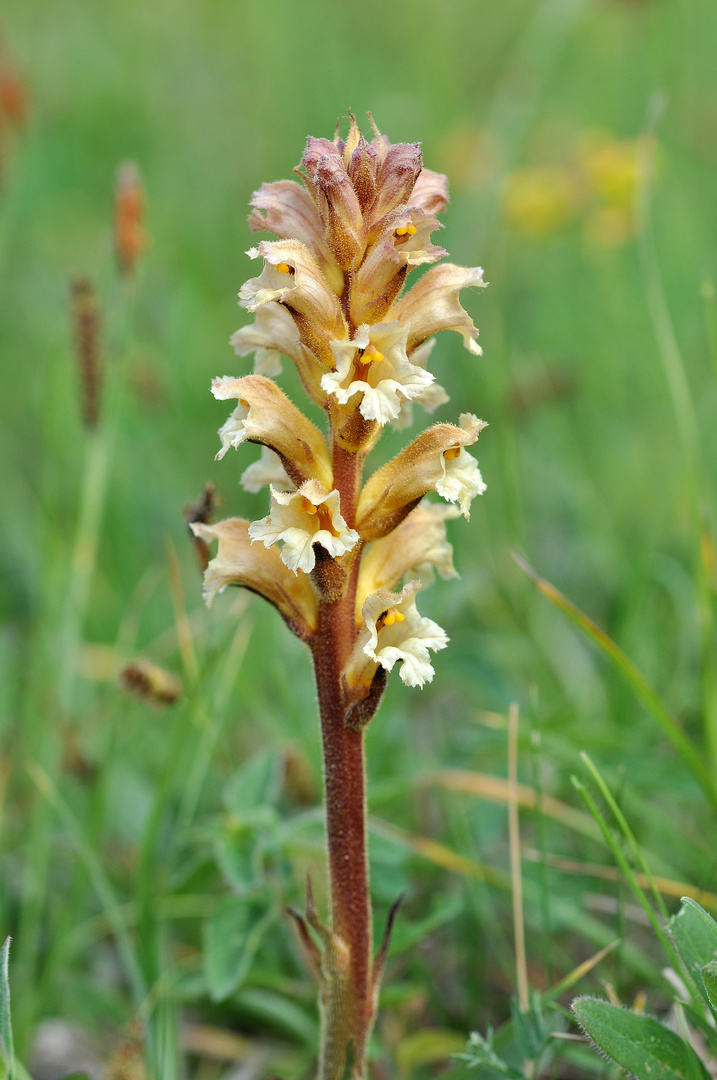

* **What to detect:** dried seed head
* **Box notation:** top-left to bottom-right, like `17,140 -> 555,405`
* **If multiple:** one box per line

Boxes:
70,275 -> 103,430
115,161 -> 147,276
0,53 -> 28,127
119,660 -> 183,707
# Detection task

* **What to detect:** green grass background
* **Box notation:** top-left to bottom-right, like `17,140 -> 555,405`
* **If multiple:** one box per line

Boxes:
2,0 -> 717,1076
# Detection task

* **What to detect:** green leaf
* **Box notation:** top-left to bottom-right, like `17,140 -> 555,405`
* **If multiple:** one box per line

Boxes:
223,751 -> 280,817
214,824 -> 263,892
572,997 -> 710,1080
669,899 -> 717,1005
202,897 -> 274,1001
701,960 -> 717,1017
234,987 -> 318,1045
454,1029 -> 524,1079
0,938 -> 14,1080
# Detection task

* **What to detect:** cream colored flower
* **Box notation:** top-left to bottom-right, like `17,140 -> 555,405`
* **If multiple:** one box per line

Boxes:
247,179 -> 344,294
322,321 -> 434,425
387,207 -> 447,268
239,239 -> 346,338
248,480 -> 360,574
356,501 -> 459,617
230,301 -> 303,377
212,374 -> 332,490
391,263 -> 487,355
191,518 -> 317,639
345,580 -> 449,690
436,442 -> 487,516
357,413 -> 487,540
392,339 -> 450,431
240,447 -> 294,494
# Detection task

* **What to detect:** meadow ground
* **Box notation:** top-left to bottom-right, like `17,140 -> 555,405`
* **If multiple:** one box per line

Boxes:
1,0 -> 717,1076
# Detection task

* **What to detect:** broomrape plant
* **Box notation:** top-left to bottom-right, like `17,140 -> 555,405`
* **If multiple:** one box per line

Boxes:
192,113 -> 487,1080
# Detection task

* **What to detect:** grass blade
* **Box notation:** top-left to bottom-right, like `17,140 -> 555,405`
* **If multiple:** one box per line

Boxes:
0,938 -> 14,1080
513,553 -> 717,810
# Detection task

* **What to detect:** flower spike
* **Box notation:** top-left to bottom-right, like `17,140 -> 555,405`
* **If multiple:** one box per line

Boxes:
197,115 -> 489,1080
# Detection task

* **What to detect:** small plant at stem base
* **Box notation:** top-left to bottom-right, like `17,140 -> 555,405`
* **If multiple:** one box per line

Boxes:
193,112 -> 488,1080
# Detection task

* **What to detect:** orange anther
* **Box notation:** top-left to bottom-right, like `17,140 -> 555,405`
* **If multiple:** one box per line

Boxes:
443,446 -> 462,461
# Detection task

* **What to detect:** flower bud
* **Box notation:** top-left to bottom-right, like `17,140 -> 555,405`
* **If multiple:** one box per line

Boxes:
369,142 -> 423,226
316,154 -> 366,271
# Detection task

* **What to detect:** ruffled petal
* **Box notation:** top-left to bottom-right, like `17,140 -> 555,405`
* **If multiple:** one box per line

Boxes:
344,580 -> 449,690
240,447 -> 294,494
357,413 -> 487,540
191,517 -> 317,639
248,480 -> 360,574
391,263 -> 487,355
230,301 -> 303,377
322,321 -> 434,425
212,374 -> 332,489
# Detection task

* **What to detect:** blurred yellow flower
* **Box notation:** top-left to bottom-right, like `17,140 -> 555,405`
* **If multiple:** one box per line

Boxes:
503,130 -> 646,246
503,166 -> 578,236
576,132 -> 640,209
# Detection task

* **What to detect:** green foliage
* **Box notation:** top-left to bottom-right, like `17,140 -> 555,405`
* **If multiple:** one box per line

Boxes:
669,899 -> 717,1009
454,995 -> 564,1079
0,939 -> 13,1080
2,0 -> 717,1075
202,897 -> 276,1001
572,997 -> 710,1080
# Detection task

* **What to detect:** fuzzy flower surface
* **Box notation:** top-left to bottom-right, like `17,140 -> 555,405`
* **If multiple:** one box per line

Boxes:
248,479 -> 359,574
346,580 -> 449,689
201,113 -> 487,701
322,321 -> 434,425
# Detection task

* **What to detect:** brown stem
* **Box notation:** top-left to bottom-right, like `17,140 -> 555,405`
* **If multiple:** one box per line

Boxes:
310,444 -> 374,1079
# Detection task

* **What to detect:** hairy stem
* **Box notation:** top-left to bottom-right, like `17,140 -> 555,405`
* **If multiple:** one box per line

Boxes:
312,445 -> 373,1079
